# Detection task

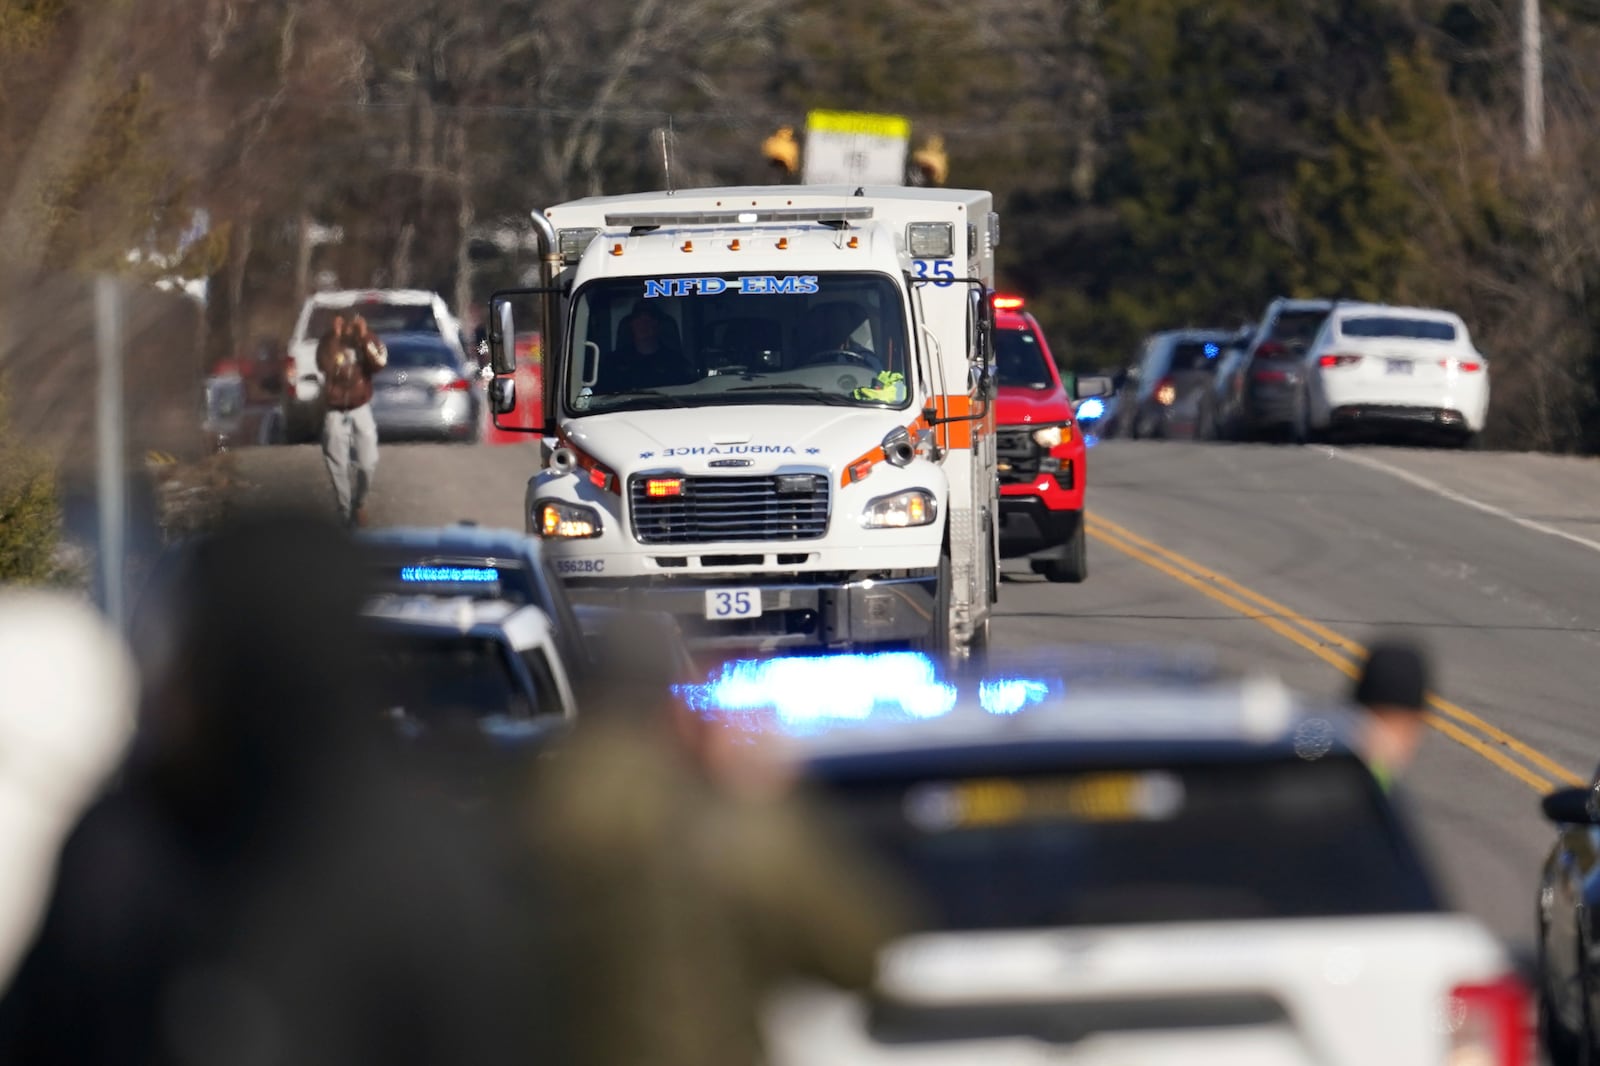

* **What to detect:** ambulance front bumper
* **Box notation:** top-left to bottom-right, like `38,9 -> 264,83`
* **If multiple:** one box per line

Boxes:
562,572 -> 940,653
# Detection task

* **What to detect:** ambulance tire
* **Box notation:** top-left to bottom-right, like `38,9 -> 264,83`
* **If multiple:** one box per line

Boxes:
915,550 -> 953,659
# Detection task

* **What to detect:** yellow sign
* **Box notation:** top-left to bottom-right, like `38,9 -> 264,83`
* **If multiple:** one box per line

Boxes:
805,110 -> 912,139
905,772 -> 1186,830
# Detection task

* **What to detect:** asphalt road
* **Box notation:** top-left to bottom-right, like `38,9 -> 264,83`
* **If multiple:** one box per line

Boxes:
230,436 -> 1600,957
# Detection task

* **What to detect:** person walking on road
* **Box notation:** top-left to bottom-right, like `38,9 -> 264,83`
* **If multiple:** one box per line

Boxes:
1353,638 -> 1432,791
318,313 -> 387,527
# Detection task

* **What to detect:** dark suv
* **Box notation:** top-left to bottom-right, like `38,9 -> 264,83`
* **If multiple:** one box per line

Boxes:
1199,298 -> 1335,441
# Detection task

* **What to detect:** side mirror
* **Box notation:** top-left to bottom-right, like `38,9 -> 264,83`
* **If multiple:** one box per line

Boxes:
1076,375 -> 1114,399
489,377 -> 517,415
489,298 -> 518,376
1542,787 -> 1599,825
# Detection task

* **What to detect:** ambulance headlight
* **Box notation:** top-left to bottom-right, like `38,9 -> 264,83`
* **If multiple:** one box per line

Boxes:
535,499 -> 603,539
558,228 -> 600,264
861,490 -> 938,529
906,222 -> 954,259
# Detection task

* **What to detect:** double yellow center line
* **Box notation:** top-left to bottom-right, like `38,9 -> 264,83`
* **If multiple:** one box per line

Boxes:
1085,513 -> 1584,793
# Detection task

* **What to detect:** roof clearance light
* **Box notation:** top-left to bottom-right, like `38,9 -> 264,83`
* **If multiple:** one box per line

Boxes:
907,222 -> 954,259
993,295 -> 1025,310
400,566 -> 499,584
674,651 -> 957,732
558,228 -> 600,264
646,478 -> 683,498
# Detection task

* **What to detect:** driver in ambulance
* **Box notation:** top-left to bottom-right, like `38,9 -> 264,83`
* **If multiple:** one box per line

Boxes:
799,302 -> 905,404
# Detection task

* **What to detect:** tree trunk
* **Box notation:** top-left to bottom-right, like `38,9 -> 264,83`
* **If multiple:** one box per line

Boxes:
294,209 -> 313,302
228,214 -> 254,354
452,122 -> 474,324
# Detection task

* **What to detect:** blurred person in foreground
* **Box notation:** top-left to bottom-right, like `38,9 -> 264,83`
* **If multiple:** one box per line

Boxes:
525,615 -> 910,1066
1354,637 -> 1432,792
0,594 -> 136,992
317,313 -> 387,528
0,512 -> 535,1066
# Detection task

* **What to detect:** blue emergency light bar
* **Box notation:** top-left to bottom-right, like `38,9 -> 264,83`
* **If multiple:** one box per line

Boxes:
675,651 -> 958,730
400,566 -> 500,584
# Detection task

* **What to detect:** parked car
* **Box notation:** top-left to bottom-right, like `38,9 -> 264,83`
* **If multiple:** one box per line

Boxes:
1293,303 -> 1489,447
282,289 -> 467,443
1200,298 -> 1336,441
1118,329 -> 1235,440
202,372 -> 284,452
1533,776 -> 1600,1064
370,332 -> 484,444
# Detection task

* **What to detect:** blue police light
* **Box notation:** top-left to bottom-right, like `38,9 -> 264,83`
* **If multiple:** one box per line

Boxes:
979,678 -> 1054,716
400,566 -> 499,583
1204,343 -> 1220,359
674,651 -> 958,731
1077,397 -> 1106,420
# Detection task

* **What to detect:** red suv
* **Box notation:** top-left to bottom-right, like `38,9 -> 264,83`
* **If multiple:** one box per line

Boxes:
992,295 -> 1087,583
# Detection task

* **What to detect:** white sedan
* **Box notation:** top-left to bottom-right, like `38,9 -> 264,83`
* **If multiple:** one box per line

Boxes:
1294,303 -> 1489,447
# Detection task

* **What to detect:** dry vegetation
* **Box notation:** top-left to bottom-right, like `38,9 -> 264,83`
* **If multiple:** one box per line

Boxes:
2,0 -> 1600,578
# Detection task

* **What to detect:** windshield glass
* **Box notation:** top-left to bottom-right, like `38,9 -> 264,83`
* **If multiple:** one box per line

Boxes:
565,272 -> 912,414
1170,338 -> 1225,372
384,341 -> 462,371
814,756 -> 1435,930
1340,316 -> 1458,342
307,303 -> 440,339
1264,309 -> 1331,348
995,327 -> 1054,389
367,633 -> 538,729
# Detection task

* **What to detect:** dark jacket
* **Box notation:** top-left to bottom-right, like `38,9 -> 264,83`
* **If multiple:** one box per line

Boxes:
0,515 -> 538,1066
316,330 -> 387,411
526,719 -> 908,1066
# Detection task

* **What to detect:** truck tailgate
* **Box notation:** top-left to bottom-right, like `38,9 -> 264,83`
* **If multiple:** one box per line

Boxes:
763,914 -> 1511,1065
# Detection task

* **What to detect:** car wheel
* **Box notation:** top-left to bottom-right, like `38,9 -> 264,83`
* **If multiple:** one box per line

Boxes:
1543,929 -> 1594,1066
1291,390 -> 1317,446
1031,518 -> 1087,584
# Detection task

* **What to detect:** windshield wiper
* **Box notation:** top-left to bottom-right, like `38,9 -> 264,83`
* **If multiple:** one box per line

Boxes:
723,383 -> 863,406
589,389 -> 690,410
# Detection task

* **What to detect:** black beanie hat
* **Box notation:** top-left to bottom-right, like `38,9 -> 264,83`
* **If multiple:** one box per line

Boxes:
1353,640 -> 1430,711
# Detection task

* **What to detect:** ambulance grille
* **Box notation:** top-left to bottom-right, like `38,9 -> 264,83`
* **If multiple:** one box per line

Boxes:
629,474 -> 831,545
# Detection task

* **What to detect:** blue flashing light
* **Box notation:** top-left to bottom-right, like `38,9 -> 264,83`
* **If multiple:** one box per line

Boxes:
400,565 -> 499,584
1204,343 -> 1220,359
674,652 -> 958,731
979,678 -> 1054,716
1083,433 -> 1100,448
1077,397 -> 1106,420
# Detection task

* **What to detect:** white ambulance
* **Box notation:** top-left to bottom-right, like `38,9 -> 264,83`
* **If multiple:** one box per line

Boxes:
485,186 -> 1002,659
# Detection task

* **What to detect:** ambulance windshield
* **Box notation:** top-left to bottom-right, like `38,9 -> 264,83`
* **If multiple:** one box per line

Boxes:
564,272 -> 912,414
